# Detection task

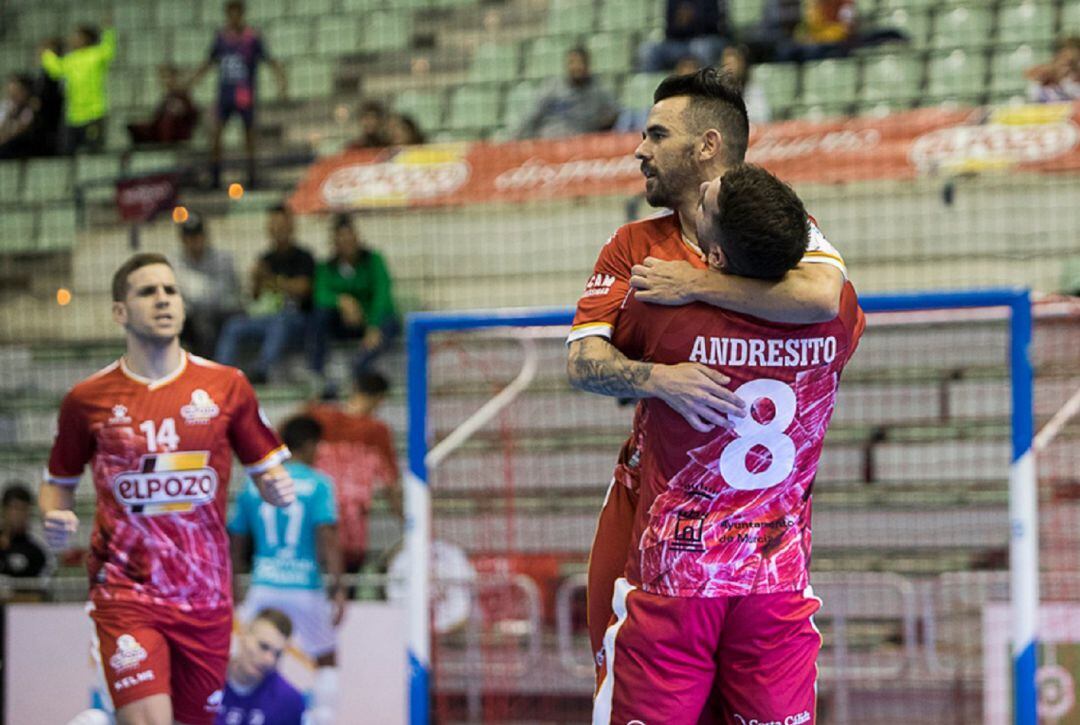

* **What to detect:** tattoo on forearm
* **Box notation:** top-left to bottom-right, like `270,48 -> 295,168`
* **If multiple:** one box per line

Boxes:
569,345 -> 652,397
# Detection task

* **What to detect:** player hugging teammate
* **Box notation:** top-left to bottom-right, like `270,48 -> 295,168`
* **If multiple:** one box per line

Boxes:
568,68 -> 864,724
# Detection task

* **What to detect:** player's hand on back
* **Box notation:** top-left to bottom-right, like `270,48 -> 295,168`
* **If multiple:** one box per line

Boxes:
630,257 -> 707,305
43,510 -> 79,549
255,466 -> 296,507
650,363 -> 747,433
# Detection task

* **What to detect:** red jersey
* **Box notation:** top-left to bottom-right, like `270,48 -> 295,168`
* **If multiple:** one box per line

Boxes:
568,211 -> 847,344
46,353 -> 288,610
612,284 -> 864,597
306,404 -> 399,557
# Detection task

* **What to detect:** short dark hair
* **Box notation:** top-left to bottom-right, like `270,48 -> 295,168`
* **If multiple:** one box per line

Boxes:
332,213 -> 354,232
112,253 -> 173,302
711,164 -> 809,280
358,100 -> 387,118
76,25 -> 100,45
225,0 -> 245,13
268,202 -> 291,217
2,483 -> 32,508
254,608 -> 292,638
568,46 -> 589,63
653,67 -> 749,165
280,415 -> 322,452
353,370 -> 389,397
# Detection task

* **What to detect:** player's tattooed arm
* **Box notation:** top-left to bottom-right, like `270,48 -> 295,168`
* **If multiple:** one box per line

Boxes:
567,337 -> 746,432
567,336 -> 654,398
631,258 -> 843,324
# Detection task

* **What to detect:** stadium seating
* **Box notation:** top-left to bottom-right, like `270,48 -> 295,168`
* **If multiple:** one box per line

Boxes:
0,210 -> 37,253
861,53 -> 922,105
801,58 -> 860,107
469,43 -> 522,84
989,44 -> 1042,102
524,36 -> 574,80
22,159 -> 72,203
926,49 -> 988,105
394,89 -> 445,132
0,163 -> 21,200
359,11 -> 412,53
172,27 -> 211,66
751,63 -> 800,118
931,6 -> 993,50
314,16 -> 362,57
37,206 -> 77,252
502,80 -> 544,133
881,8 -> 931,48
1064,2 -> 1080,33
446,85 -> 501,133
585,33 -> 633,75
996,1 -> 1057,45
288,58 -> 335,99
597,0 -> 656,33
545,0 -> 594,36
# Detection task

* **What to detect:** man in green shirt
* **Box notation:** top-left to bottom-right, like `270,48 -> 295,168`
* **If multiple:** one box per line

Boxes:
40,22 -> 115,153
309,214 -> 399,390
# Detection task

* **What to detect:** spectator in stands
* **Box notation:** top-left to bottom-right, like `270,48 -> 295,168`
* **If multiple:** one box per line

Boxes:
0,483 -> 49,579
514,47 -> 619,140
347,100 -> 390,150
1026,37 -> 1080,103
309,214 -> 399,388
217,608 -> 306,725
174,212 -> 242,359
721,45 -> 770,124
637,1 -> 731,72
126,65 -> 200,146
744,0 -> 802,62
750,0 -> 904,63
32,38 -> 65,157
215,204 -> 315,385
385,112 -> 425,146
0,74 -> 43,160
188,0 -> 287,189
306,371 -> 402,581
40,20 -> 115,154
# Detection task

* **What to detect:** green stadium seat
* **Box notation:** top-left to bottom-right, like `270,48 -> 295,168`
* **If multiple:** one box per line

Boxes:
730,0 -> 767,29
113,0 -> 150,32
524,36 -> 574,80
23,158 -> 72,202
157,2 -> 196,28
502,80 -> 544,131
546,0 -> 595,36
876,0 -> 936,11
128,151 -> 179,175
801,58 -> 859,106
0,163 -> 22,202
267,21 -> 313,59
0,43 -> 32,74
18,9 -> 62,37
173,27 -> 211,66
882,9 -> 930,48
752,63 -> 799,114
430,0 -> 474,7
446,86 -> 501,131
107,115 -> 132,152
289,58 -> 335,99
469,43 -> 521,83
1064,3 -> 1080,34
76,155 -> 120,185
586,33 -> 634,75
0,211 -> 37,253
359,11 -> 412,53
107,69 -> 137,111
315,16 -> 361,56
926,49 -> 987,103
989,44 -> 1044,101
598,0 -> 655,33
393,89 -> 444,131
122,31 -> 168,68
342,0 -> 386,12
931,6 -> 992,50
620,71 -> 667,111
293,0 -> 336,16
853,0 -> 877,15
248,0 -> 290,23
37,206 -> 77,252
861,53 -> 922,104
996,2 -> 1056,45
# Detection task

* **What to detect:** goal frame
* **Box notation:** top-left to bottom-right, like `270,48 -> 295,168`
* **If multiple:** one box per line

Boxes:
404,288 -> 1035,725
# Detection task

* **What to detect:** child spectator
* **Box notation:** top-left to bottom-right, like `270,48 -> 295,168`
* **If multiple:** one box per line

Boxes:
127,65 -> 200,146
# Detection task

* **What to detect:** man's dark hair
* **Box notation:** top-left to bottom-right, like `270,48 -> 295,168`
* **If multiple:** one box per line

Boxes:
254,607 -> 292,638
225,0 -> 245,13
332,212 -> 354,232
654,66 -> 749,165
567,46 -> 589,63
76,25 -> 100,45
2,483 -> 32,508
358,100 -> 387,118
712,164 -> 809,280
353,370 -> 389,397
268,202 -> 291,217
112,253 -> 173,302
280,415 -> 323,452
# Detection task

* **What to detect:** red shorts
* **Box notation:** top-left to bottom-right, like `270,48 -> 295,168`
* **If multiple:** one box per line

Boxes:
90,599 -> 232,725
588,477 -> 639,667
593,578 -> 822,725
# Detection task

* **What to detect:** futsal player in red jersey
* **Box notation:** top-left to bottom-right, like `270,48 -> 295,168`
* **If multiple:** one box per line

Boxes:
567,67 -> 849,682
39,253 -> 296,725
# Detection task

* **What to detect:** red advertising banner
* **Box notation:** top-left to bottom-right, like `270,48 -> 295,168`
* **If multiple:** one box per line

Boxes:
290,102 -> 1080,213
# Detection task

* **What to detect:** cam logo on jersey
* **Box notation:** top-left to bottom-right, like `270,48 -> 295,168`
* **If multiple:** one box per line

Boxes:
112,451 -> 218,516
582,272 -> 617,298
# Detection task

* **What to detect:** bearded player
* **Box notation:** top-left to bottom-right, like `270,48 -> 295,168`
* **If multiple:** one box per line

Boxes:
40,253 -> 296,725
587,164 -> 863,723
567,67 -> 850,679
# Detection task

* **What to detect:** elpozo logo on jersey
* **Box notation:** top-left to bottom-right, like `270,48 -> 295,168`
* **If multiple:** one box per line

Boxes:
112,452 -> 218,516
180,389 -> 220,425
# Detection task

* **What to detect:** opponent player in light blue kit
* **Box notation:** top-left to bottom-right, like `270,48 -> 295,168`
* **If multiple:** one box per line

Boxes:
229,415 -> 344,725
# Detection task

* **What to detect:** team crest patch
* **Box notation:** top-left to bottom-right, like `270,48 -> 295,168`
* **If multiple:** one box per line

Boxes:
181,389 -> 220,425
109,404 -> 132,425
109,634 -> 148,672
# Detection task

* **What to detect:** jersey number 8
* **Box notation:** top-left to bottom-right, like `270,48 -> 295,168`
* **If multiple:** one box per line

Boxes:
719,378 -> 797,491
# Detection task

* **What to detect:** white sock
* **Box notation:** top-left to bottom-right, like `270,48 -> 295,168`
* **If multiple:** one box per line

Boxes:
310,666 -> 340,725
66,710 -> 113,725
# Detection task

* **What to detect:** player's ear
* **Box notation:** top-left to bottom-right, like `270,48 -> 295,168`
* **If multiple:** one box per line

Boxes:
707,247 -> 725,271
699,128 -> 723,162
112,300 -> 127,326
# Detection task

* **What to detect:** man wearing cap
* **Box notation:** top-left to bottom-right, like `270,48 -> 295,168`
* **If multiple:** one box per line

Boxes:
175,212 -> 243,359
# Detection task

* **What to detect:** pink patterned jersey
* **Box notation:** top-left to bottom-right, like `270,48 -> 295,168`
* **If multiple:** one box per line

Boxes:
611,284 -> 865,597
46,353 -> 289,610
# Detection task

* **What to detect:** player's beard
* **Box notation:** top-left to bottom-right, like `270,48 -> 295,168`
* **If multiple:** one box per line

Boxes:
644,152 -> 698,210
